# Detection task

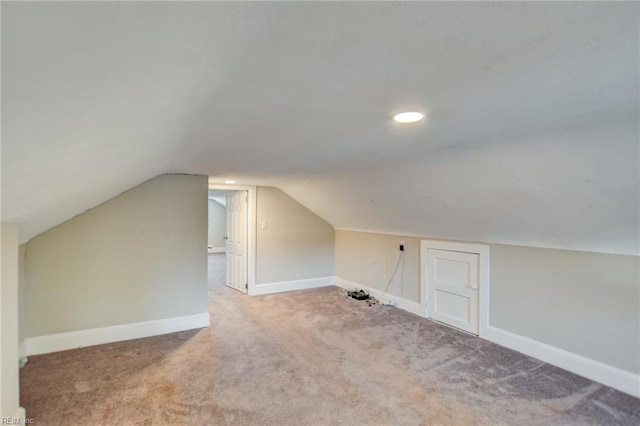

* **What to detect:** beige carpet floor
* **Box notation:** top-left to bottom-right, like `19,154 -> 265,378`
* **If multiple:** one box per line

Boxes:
20,254 -> 640,425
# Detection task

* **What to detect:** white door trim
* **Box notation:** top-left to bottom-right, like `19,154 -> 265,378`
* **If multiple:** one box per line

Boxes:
420,240 -> 490,338
209,183 -> 256,295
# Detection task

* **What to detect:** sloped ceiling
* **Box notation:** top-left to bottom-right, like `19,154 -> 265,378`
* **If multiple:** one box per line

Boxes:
2,2 -> 638,254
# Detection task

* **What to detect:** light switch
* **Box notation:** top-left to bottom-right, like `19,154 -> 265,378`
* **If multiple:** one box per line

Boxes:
261,220 -> 268,230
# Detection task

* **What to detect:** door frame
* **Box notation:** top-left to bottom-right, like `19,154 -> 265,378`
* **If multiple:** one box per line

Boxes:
208,183 -> 256,295
420,240 -> 490,337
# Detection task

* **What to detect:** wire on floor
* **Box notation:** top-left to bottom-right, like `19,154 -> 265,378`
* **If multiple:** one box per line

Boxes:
341,249 -> 404,307
377,250 -> 404,305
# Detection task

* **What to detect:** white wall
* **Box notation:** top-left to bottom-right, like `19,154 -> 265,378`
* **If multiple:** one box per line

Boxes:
256,187 -> 334,284
1,224 -> 22,418
335,230 -> 420,303
207,199 -> 226,249
22,174 -> 208,338
18,245 -> 26,358
335,229 -> 640,376
490,244 -> 639,374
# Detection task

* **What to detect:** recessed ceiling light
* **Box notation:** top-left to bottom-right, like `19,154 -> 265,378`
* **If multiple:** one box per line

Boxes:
393,111 -> 424,123
224,180 -> 236,184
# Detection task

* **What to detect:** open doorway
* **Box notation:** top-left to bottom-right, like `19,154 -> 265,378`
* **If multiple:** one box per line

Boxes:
207,190 -> 230,297
207,192 -> 227,254
207,186 -> 256,295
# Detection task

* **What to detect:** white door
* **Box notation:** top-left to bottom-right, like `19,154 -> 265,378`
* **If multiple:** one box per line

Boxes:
225,191 -> 247,293
427,249 -> 479,334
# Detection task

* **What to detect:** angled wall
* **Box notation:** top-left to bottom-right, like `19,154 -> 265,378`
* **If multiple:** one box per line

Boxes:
22,174 -> 209,349
255,187 -> 334,291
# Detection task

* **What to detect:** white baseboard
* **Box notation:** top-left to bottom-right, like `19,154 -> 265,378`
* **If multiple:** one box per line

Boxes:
25,313 -> 210,356
482,325 -> 640,398
12,407 -> 26,423
18,339 -> 27,360
251,276 -> 335,296
208,246 -> 225,254
334,277 -> 424,317
333,277 -> 639,398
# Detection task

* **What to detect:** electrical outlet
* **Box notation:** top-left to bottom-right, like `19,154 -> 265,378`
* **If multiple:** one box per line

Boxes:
399,241 -> 405,251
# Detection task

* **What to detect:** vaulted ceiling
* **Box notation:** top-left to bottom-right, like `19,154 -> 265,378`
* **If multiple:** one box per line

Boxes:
2,2 -> 638,254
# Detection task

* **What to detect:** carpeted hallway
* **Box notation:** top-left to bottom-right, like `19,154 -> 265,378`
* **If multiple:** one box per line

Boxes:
20,254 -> 640,425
